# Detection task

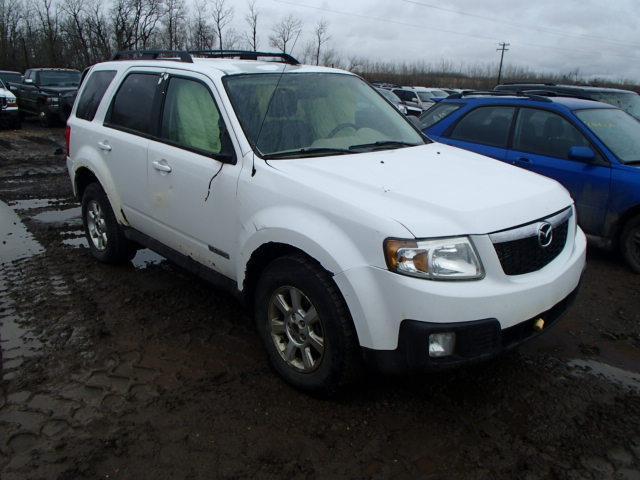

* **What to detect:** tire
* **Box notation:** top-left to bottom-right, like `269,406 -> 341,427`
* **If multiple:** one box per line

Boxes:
81,183 -> 135,264
11,116 -> 21,129
620,215 -> 640,273
38,106 -> 53,127
254,253 -> 362,395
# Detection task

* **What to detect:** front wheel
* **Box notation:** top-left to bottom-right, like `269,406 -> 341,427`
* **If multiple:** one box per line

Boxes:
38,106 -> 53,127
254,254 -> 361,394
620,215 -> 640,273
81,183 -> 135,264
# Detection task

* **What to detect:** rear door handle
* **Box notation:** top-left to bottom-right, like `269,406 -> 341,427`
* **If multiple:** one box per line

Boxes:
152,160 -> 172,173
97,140 -> 111,152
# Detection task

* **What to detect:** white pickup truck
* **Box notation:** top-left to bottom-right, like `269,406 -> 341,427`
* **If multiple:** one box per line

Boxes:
66,50 -> 586,393
0,78 -> 20,129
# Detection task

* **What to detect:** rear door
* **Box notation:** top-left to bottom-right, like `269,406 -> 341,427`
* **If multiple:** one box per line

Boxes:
439,105 -> 515,161
101,68 -> 164,232
505,107 -> 611,235
145,70 -> 240,276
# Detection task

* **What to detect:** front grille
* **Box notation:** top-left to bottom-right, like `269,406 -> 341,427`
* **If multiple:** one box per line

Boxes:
492,210 -> 571,276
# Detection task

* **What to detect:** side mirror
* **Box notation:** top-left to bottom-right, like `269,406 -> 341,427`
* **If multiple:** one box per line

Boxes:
23,78 -> 33,84
568,146 -> 596,162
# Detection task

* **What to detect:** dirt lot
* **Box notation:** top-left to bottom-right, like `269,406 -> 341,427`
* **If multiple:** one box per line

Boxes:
0,124 -> 639,480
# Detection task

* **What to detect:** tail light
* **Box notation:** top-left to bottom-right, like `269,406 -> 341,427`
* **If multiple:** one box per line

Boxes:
65,125 -> 71,157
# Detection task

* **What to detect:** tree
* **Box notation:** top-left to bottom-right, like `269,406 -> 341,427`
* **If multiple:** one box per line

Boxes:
163,0 -> 186,50
210,0 -> 232,51
243,0 -> 258,51
188,0 -> 215,50
269,13 -> 301,54
312,18 -> 329,66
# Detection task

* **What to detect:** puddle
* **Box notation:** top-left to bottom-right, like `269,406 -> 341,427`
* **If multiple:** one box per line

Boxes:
31,207 -> 82,226
8,198 -> 61,211
568,359 -> 640,392
132,249 -> 165,269
0,200 -> 44,264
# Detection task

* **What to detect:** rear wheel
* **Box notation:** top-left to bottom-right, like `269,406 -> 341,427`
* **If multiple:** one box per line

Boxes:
620,215 -> 640,273
81,183 -> 135,264
254,254 -> 361,394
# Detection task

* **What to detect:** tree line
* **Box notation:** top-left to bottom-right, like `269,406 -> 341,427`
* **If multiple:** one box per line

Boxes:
0,0 -> 637,92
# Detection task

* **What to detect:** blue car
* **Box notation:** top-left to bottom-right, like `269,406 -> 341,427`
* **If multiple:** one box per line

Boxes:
420,93 -> 640,272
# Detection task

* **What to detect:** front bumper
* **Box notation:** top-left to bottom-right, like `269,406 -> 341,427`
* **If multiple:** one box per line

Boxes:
0,107 -> 19,122
362,282 -> 580,373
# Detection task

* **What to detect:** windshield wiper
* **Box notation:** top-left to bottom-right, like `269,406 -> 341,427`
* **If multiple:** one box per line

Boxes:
262,147 -> 352,159
348,140 -> 421,152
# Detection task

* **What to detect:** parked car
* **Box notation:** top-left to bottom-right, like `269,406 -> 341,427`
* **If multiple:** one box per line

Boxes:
375,87 -> 408,114
414,86 -> 449,103
16,68 -> 80,126
67,50 -> 585,393
495,83 -> 640,121
391,87 -> 431,115
0,70 -> 23,93
421,92 -> 640,272
0,78 -> 20,128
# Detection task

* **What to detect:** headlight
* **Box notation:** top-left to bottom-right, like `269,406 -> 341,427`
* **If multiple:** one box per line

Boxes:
46,96 -> 59,104
400,105 -> 407,114
384,237 -> 484,280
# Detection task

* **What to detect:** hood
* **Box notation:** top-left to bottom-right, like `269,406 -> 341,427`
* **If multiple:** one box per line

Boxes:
0,87 -> 15,101
40,86 -> 78,96
267,143 -> 573,238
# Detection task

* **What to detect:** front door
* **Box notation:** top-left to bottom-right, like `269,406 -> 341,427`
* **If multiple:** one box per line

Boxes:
505,107 -> 611,235
146,71 -> 240,277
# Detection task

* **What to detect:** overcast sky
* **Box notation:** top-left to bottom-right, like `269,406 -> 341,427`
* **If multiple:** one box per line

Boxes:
244,0 -> 640,81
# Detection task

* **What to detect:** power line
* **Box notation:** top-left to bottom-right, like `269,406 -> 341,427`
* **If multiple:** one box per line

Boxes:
497,42 -> 509,84
271,0 -> 638,61
401,0 -> 640,50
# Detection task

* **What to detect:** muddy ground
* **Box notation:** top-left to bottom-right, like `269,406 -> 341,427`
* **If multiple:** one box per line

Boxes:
0,124 -> 639,480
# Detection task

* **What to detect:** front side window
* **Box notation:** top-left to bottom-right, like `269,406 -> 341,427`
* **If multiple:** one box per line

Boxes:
76,70 -> 116,121
513,108 -> 590,159
108,73 -> 160,134
449,106 -> 515,147
224,73 -> 424,158
420,103 -> 461,129
160,77 -> 232,158
576,108 -> 640,164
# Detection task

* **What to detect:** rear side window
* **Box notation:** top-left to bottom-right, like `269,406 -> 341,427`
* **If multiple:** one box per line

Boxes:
449,106 -> 515,147
160,77 -> 232,158
76,70 -> 116,121
513,108 -> 591,159
108,73 -> 160,134
420,103 -> 461,129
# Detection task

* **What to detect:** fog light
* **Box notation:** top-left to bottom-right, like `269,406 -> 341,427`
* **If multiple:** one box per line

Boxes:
428,332 -> 456,357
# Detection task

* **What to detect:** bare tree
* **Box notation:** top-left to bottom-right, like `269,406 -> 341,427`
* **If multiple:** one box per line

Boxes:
243,0 -> 258,51
188,0 -> 214,50
32,0 -> 60,64
268,13 -> 301,54
163,0 -> 186,50
210,0 -> 232,50
312,18 -> 329,66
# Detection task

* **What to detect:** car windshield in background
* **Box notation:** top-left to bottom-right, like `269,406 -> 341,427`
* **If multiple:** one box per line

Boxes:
420,103 -> 462,129
377,88 -> 401,103
576,108 -> 640,164
590,92 -> 640,120
224,72 -> 425,158
0,79 -> 5,89
39,71 -> 80,87
0,72 -> 21,84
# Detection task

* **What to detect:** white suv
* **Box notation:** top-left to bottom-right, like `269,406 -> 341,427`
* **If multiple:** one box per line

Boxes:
66,51 -> 586,393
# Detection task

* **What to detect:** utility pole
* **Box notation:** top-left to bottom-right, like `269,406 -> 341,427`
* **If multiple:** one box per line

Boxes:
496,42 -> 510,85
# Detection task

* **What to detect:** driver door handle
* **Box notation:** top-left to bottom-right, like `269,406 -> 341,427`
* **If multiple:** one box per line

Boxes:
152,159 -> 172,173
97,140 -> 111,152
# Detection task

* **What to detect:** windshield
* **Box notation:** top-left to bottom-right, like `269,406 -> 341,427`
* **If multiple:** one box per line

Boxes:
0,72 -> 21,84
377,88 -> 401,104
589,92 -> 640,120
224,72 -> 425,158
39,71 -> 80,87
417,91 -> 447,102
576,108 -> 640,164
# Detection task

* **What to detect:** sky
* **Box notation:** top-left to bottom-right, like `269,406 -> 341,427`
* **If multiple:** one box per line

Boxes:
241,0 -> 640,81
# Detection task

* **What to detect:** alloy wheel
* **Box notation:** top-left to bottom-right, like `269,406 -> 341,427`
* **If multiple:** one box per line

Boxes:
86,200 -> 108,251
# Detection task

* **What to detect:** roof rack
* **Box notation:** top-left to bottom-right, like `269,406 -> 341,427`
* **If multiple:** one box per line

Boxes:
516,89 -> 594,101
188,50 -> 299,65
448,90 -> 553,102
111,50 -> 193,63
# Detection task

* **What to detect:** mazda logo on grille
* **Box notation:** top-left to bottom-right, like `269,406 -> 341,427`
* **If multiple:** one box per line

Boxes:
537,222 -> 553,248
